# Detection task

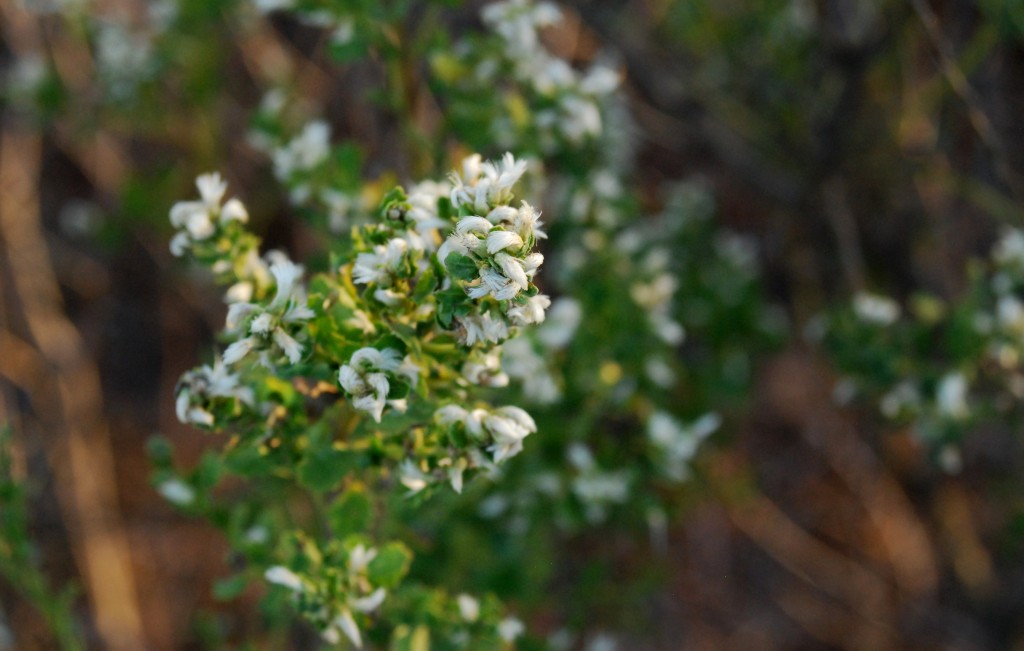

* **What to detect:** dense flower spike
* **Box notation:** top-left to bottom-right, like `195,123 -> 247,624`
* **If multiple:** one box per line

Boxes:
439,153 -> 548,329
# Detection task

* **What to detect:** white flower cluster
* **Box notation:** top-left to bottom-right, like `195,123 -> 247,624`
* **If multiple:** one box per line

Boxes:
272,119 -> 332,202
264,543 -> 387,649
646,411 -> 720,483
338,347 -> 415,423
247,99 -> 371,232
223,256 -> 314,366
94,19 -> 155,100
629,249 -> 686,346
169,172 -> 249,256
439,153 -> 549,327
566,443 -> 630,524
478,0 -> 621,151
400,404 -> 538,494
853,291 -> 900,326
502,297 -> 582,404
175,359 -> 254,427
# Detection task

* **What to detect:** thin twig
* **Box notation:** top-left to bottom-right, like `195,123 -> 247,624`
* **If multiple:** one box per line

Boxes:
909,0 -> 1024,200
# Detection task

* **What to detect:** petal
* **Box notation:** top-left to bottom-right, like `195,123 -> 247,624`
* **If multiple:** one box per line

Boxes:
273,328 -> 303,364
486,230 -> 524,254
350,587 -> 386,613
223,337 -> 255,365
220,197 -> 249,223
335,610 -> 362,649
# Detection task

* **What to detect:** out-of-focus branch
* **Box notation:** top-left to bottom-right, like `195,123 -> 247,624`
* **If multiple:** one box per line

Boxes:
0,129 -> 146,651
909,0 -> 1024,200
822,177 -> 867,294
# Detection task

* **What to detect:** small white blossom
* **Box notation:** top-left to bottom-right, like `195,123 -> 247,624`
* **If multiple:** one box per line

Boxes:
647,411 -> 720,482
353,238 -> 408,285
157,478 -> 195,506
339,348 -> 404,422
880,381 -> 921,419
936,372 -> 969,420
222,256 -> 312,366
853,292 -> 900,326
463,350 -> 509,387
502,335 -> 560,404
457,594 -> 480,622
507,293 -> 551,326
264,566 -> 304,592
332,609 -> 363,648
169,172 -> 249,256
498,617 -> 525,642
272,120 -> 331,181
457,312 -> 510,345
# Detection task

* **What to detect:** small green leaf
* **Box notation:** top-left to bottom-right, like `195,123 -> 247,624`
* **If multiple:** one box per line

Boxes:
212,574 -> 248,601
297,447 -> 357,493
367,542 -> 412,588
445,253 -> 479,282
387,381 -> 410,400
328,488 -> 372,538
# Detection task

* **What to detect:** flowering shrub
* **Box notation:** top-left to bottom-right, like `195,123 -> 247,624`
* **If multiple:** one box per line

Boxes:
1,0 -> 789,643
824,227 -> 1024,471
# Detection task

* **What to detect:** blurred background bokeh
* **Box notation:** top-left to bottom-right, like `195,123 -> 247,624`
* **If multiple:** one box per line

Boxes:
5,0 -> 1024,649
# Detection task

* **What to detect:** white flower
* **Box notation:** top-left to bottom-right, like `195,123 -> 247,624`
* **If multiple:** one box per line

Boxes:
586,633 -> 619,651
175,359 -> 255,425
647,411 -> 719,482
485,406 -> 536,463
468,267 -> 520,301
536,298 -> 582,349
580,64 -> 620,95
339,348 -> 403,422
264,566 -> 304,592
399,458 -> 432,493
168,172 -> 248,256
495,252 -> 530,290
462,351 -> 509,387
507,293 -> 551,326
333,609 -> 363,648
880,381 -> 920,419
348,543 -> 378,573
457,312 -> 510,346
486,230 -> 524,254
498,617 -> 525,642
222,337 -> 256,365
272,120 -> 331,181
501,335 -> 560,404
353,238 -> 408,285
350,587 -> 386,613
457,594 -> 480,622
449,152 -> 528,211
936,372 -> 969,420
993,228 -> 1024,269
853,292 -> 900,326
447,457 -> 468,493
157,478 -> 195,506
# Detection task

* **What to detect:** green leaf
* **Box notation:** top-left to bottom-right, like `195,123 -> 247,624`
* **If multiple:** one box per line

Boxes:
444,253 -> 479,282
387,381 -> 410,400
366,542 -> 412,588
212,574 -> 249,602
223,443 -> 273,477
328,488 -> 372,538
412,265 -> 437,302
146,435 -> 173,467
297,446 -> 357,493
